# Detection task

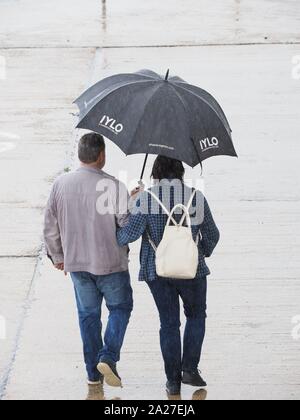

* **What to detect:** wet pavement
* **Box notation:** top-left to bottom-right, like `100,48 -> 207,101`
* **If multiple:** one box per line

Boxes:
1,0 -> 300,400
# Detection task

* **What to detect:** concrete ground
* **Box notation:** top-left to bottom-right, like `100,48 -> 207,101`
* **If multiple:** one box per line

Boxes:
0,0 -> 300,400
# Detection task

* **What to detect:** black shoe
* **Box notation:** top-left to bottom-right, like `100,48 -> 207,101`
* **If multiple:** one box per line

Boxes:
166,381 -> 181,396
182,371 -> 207,387
97,360 -> 122,388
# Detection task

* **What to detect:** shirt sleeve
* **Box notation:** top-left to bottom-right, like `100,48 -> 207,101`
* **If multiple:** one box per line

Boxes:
116,198 -> 148,246
200,198 -> 220,257
43,184 -> 64,264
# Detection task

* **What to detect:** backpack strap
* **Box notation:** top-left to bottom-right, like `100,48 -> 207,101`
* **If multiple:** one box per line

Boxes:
146,190 -> 178,226
179,189 -> 197,227
146,189 -> 177,253
168,204 -> 192,228
178,190 -> 202,246
146,189 -> 200,252
147,235 -> 157,252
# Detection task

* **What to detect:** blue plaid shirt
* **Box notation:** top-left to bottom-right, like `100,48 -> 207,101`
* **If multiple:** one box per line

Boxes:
117,182 -> 220,282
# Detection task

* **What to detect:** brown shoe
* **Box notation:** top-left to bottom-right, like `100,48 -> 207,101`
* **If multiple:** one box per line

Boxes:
192,389 -> 208,400
86,383 -> 105,401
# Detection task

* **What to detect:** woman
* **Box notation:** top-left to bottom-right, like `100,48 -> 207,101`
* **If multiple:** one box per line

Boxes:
117,156 -> 220,396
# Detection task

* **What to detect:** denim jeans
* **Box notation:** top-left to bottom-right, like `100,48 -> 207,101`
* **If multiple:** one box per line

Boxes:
71,271 -> 133,382
147,277 -> 207,383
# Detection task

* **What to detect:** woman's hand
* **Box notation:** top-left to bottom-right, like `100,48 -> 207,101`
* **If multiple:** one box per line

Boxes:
131,187 -> 141,197
130,182 -> 145,199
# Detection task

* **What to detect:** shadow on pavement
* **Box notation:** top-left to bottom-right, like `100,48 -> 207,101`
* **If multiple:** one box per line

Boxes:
167,389 -> 207,401
85,384 -> 207,401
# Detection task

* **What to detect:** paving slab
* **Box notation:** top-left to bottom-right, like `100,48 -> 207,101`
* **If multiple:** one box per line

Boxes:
0,0 -> 102,48
1,0 -> 299,48
0,257 -> 37,395
0,29 -> 94,399
3,250 -> 300,400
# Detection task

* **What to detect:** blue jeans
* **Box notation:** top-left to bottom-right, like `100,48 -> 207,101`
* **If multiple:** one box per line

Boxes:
71,271 -> 133,382
148,277 -> 207,383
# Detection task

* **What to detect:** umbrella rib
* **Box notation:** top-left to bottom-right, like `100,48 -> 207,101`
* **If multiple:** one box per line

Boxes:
125,84 -> 164,155
171,83 -> 237,160
74,73 -> 158,104
168,84 -> 209,161
168,84 -> 192,134
173,86 -> 231,143
172,86 -> 207,144
171,82 -> 232,135
134,71 -> 161,80
77,79 -> 158,123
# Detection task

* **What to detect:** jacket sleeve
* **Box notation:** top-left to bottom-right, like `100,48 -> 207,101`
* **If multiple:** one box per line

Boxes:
200,198 -> 220,258
117,198 -> 147,246
43,185 -> 64,264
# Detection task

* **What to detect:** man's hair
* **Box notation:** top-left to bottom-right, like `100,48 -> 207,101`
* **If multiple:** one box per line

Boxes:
78,133 -> 105,164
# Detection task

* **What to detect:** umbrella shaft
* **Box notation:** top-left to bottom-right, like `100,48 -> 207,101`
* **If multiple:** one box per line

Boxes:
140,154 -> 149,180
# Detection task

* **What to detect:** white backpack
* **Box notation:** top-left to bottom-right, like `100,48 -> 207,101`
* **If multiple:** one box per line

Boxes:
147,190 -> 200,280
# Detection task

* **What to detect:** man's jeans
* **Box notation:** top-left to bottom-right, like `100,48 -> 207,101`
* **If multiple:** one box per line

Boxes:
71,271 -> 133,382
147,277 -> 207,383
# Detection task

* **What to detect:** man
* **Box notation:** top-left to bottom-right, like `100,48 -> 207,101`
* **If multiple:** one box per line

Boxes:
44,133 -> 133,395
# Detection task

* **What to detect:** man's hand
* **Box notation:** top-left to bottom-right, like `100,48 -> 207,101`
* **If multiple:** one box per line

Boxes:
54,263 -> 68,276
54,263 -> 64,271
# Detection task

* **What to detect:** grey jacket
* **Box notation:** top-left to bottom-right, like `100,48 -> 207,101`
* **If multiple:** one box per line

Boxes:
44,167 -> 129,275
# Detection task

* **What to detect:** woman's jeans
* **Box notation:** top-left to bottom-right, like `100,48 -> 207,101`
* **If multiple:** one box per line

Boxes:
148,277 -> 207,383
71,271 -> 133,382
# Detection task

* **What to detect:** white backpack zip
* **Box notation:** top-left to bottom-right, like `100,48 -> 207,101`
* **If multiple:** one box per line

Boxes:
146,189 -> 200,280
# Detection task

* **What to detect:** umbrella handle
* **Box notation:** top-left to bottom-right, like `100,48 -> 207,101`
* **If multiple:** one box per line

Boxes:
140,154 -> 149,181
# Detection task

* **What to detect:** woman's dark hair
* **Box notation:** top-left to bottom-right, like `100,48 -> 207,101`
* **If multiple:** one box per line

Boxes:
151,156 -> 185,181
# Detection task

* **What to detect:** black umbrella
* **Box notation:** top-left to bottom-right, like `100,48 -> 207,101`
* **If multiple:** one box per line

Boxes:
74,69 -> 237,179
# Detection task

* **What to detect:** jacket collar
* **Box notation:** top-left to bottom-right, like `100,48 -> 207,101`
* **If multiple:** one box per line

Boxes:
77,166 -> 104,175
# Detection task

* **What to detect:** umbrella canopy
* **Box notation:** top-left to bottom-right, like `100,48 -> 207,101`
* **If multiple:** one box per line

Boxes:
74,69 -> 237,168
